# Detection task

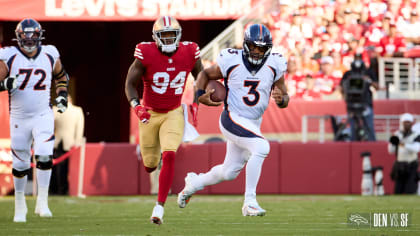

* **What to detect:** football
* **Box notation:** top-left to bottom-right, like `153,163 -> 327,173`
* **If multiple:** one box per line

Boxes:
206,80 -> 226,102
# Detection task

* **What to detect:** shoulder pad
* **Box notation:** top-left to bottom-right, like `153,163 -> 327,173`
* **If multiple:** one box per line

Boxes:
219,48 -> 241,59
271,53 -> 287,72
0,46 -> 18,60
43,45 -> 60,58
134,43 -> 148,60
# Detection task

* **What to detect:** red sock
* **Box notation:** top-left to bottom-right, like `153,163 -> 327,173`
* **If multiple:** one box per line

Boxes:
157,151 -> 175,204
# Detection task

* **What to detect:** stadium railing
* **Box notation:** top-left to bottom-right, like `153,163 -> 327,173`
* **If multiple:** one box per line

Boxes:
302,114 -> 420,143
378,57 -> 420,99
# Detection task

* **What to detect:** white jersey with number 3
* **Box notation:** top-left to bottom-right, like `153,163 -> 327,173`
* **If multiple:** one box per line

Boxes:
0,45 -> 59,119
216,48 -> 287,120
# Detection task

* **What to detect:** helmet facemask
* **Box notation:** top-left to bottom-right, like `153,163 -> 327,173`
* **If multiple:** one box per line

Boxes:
14,19 -> 45,53
17,31 -> 42,53
243,41 -> 272,66
153,29 -> 181,53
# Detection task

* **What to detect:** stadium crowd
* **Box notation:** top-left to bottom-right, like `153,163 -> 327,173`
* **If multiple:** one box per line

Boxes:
262,0 -> 420,100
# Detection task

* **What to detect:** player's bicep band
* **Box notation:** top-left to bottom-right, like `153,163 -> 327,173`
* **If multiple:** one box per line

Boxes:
53,66 -> 69,88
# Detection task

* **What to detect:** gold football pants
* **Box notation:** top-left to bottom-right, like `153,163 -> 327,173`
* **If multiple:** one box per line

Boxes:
139,106 -> 184,168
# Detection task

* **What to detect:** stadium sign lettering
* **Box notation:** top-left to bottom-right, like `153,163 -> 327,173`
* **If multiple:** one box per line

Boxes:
45,0 -> 251,18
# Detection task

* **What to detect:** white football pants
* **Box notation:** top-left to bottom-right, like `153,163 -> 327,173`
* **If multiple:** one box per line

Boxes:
10,110 -> 54,171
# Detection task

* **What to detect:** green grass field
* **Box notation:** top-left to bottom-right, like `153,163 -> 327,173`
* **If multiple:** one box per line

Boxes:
1,195 -> 420,236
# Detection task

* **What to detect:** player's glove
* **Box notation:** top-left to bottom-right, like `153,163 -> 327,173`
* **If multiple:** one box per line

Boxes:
55,91 -> 68,113
0,75 -> 18,91
189,102 -> 199,127
134,105 -> 151,124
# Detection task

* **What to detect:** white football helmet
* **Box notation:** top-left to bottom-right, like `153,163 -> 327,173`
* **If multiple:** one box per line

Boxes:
152,16 -> 182,53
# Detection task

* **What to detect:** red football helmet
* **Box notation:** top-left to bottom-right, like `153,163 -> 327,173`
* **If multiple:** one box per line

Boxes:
152,16 -> 182,53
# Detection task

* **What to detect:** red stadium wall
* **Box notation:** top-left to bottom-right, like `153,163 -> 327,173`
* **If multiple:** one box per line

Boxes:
128,100 -> 420,141
69,142 -> 402,196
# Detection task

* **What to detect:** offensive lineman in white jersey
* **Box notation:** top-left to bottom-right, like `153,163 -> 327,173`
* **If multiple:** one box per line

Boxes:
178,24 -> 289,216
0,19 -> 69,222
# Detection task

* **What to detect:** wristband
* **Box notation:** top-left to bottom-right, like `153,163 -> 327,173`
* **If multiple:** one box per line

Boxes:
196,89 -> 206,98
58,90 -> 68,98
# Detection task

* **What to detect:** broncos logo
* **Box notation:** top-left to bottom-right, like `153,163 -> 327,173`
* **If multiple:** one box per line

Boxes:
349,214 -> 369,225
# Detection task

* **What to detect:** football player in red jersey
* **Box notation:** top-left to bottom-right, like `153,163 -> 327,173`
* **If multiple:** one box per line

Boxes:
124,16 -> 202,225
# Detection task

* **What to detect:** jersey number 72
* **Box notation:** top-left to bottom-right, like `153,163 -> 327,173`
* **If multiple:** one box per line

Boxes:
18,68 -> 47,90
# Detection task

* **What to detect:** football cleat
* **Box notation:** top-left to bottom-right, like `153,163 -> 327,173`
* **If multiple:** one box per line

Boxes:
150,204 -> 164,225
242,201 -> 266,216
35,204 -> 52,217
177,172 -> 199,208
35,187 -> 53,218
13,193 -> 27,223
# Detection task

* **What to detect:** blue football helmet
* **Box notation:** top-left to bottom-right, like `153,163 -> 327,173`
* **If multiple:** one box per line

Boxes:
14,18 -> 45,53
243,24 -> 273,66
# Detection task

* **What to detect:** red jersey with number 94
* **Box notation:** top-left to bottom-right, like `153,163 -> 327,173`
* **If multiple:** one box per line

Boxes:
134,41 -> 200,113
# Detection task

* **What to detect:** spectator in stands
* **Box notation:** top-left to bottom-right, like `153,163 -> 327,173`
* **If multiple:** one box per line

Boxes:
339,54 -> 378,141
296,74 -> 322,100
313,34 -> 332,60
340,8 -> 364,41
331,51 -> 348,78
367,0 -> 387,24
377,23 -> 406,57
301,48 -> 319,75
399,10 -> 420,48
51,95 -> 84,195
285,57 -> 304,98
313,56 -> 341,98
388,113 -> 420,194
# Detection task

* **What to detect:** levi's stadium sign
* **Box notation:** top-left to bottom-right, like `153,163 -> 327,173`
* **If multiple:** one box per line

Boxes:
0,0 -> 254,21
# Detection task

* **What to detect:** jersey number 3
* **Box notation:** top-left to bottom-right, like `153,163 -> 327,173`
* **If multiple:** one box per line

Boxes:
243,80 -> 260,106
152,71 -> 186,95
18,68 -> 47,90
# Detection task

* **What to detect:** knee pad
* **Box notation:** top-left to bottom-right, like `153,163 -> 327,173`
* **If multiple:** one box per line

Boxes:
12,168 -> 31,178
35,155 -> 53,170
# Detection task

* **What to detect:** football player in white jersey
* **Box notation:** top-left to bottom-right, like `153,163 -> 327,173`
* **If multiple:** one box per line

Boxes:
178,24 -> 289,216
0,18 -> 69,222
